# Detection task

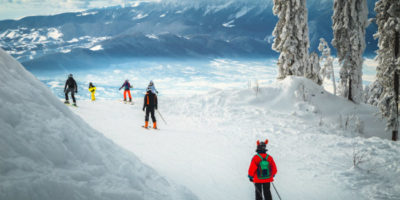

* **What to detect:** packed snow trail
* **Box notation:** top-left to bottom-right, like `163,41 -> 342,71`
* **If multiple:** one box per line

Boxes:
0,48 -> 197,200
71,78 -> 400,200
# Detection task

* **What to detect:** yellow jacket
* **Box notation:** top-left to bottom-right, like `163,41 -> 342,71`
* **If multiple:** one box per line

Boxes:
89,86 -> 96,93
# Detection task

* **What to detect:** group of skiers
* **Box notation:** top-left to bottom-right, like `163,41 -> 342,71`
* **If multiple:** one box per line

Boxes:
63,74 -> 159,129
64,74 -> 277,199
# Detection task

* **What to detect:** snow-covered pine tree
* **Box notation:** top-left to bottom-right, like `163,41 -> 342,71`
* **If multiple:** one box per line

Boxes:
306,52 -> 322,85
272,0 -> 310,80
374,0 -> 400,141
331,0 -> 369,103
318,38 -> 337,95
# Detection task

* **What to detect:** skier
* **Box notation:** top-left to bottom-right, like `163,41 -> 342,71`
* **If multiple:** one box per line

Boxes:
64,74 -> 78,106
119,79 -> 133,102
142,86 -> 158,129
147,80 -> 158,94
248,139 -> 277,200
88,82 -> 96,101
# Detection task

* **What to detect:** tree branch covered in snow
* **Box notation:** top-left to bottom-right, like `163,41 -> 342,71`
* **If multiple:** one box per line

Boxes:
373,0 -> 400,131
332,0 -> 368,103
272,0 -> 310,80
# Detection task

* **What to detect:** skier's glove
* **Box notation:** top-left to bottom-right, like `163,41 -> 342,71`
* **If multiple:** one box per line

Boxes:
75,90 -> 78,93
248,175 -> 253,182
155,105 -> 158,110
142,107 -> 145,111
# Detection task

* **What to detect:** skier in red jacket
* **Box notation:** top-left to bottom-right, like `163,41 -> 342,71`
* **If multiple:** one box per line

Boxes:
248,139 -> 277,200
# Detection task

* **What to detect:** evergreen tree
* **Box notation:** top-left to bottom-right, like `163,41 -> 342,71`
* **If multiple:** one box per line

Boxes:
307,52 -> 322,85
332,0 -> 368,103
272,0 -> 310,80
318,38 -> 336,95
374,0 -> 400,140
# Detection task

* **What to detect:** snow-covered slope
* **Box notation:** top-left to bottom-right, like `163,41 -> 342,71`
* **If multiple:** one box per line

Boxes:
70,76 -> 399,200
0,48 -> 197,200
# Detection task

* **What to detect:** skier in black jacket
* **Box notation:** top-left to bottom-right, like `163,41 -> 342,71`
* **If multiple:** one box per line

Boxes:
142,87 -> 158,129
64,74 -> 78,106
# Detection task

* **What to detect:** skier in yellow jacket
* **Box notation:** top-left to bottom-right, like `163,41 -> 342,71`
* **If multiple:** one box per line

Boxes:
88,82 -> 96,101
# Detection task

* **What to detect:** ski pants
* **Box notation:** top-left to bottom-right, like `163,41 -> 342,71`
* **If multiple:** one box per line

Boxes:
254,183 -> 272,200
65,88 -> 76,103
91,91 -> 95,101
145,106 -> 156,123
124,90 -> 132,101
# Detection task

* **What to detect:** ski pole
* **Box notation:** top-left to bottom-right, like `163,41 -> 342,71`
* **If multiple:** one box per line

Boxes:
272,182 -> 282,200
156,109 -> 167,125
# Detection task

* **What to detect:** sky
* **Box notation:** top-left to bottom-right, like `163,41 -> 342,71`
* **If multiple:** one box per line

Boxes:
0,0 -> 154,20
0,0 -> 270,20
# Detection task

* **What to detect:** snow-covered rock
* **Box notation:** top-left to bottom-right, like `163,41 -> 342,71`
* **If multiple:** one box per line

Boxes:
0,48 -> 197,200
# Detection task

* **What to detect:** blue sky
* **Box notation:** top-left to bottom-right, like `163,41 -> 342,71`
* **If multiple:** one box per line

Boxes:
0,0 -> 271,20
0,0 -> 144,20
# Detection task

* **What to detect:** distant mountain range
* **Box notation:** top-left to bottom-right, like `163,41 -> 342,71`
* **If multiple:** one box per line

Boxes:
0,0 -> 378,71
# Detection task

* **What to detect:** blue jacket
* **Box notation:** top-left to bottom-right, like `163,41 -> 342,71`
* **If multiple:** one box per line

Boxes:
120,81 -> 131,90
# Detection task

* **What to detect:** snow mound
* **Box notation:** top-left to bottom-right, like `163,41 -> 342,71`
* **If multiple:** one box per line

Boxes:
0,48 -> 197,200
170,76 -> 390,139
160,76 -> 399,200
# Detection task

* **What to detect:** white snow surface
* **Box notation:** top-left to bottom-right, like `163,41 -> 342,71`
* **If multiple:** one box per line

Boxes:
70,77 -> 400,200
0,48 -> 197,200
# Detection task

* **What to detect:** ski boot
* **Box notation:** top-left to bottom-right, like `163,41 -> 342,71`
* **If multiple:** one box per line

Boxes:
153,122 -> 157,129
142,121 -> 149,129
64,100 -> 70,104
72,103 -> 77,107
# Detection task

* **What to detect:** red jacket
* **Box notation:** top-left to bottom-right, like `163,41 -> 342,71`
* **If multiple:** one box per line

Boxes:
248,153 -> 277,183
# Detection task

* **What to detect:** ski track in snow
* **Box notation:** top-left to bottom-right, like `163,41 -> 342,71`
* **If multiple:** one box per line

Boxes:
71,78 -> 400,200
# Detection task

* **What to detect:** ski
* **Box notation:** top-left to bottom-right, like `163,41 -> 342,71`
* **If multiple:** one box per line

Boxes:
142,126 -> 150,130
121,100 -> 134,105
141,126 -> 159,130
64,102 -> 78,107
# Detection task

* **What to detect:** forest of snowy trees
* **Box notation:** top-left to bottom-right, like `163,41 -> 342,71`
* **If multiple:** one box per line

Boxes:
272,0 -> 400,141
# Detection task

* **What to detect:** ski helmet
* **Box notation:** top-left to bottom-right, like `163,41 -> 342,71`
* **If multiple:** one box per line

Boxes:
256,139 -> 268,153
68,74 -> 73,78
149,80 -> 154,86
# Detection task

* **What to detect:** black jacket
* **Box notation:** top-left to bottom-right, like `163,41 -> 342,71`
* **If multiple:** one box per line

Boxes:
64,77 -> 77,92
143,91 -> 158,109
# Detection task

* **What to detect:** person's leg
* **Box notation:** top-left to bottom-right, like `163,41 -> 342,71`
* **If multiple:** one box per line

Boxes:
65,89 -> 69,102
91,92 -> 95,101
254,183 -> 263,200
123,90 -> 127,101
127,90 -> 132,102
263,183 -> 272,200
71,90 -> 76,103
150,108 -> 157,128
151,108 -> 156,122
144,107 -> 150,127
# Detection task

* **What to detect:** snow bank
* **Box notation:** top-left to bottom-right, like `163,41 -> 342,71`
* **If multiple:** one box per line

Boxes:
173,76 -> 390,139
158,76 -> 399,199
0,48 -> 197,200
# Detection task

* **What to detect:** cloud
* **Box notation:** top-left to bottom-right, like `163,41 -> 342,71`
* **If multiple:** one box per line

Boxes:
0,0 -> 272,20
